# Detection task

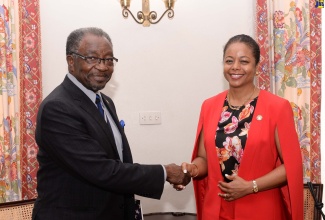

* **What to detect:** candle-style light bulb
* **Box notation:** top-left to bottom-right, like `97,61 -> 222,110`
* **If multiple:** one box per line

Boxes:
163,0 -> 176,9
120,0 -> 131,8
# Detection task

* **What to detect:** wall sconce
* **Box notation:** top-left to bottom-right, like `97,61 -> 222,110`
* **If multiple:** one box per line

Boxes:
119,0 -> 176,27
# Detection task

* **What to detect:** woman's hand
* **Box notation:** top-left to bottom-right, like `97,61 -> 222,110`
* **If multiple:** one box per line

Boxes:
174,130 -> 208,192
181,162 -> 199,178
172,162 -> 198,191
218,174 -> 252,201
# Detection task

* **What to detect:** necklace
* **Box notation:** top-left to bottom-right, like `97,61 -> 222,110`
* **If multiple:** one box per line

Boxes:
227,87 -> 256,111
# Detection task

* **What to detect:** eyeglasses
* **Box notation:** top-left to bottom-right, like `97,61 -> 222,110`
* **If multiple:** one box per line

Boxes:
70,52 -> 118,67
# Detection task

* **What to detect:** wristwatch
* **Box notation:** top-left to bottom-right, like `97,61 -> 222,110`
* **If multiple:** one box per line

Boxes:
252,180 -> 259,193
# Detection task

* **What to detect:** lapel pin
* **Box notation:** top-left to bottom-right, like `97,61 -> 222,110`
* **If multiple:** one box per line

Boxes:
256,115 -> 263,120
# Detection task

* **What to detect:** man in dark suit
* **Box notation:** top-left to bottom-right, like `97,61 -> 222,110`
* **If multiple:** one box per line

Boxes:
32,27 -> 190,220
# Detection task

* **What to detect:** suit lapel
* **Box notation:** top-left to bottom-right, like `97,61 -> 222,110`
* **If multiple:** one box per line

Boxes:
101,95 -> 126,135
62,77 -> 120,158
101,94 -> 133,163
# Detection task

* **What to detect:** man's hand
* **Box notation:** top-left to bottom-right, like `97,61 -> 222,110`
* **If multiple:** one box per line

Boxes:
164,163 -> 191,186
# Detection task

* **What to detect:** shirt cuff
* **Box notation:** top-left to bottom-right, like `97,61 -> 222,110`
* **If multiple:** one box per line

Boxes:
161,165 -> 167,181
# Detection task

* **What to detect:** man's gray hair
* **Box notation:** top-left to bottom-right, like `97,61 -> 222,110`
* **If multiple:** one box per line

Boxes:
66,27 -> 112,55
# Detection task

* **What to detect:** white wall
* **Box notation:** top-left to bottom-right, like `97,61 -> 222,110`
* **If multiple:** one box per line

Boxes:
40,0 -> 267,214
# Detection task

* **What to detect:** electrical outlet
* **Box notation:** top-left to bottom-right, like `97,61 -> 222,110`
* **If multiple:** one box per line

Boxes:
139,111 -> 161,125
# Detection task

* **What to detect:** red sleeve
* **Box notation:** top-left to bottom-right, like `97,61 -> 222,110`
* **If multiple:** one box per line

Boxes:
277,100 -> 304,220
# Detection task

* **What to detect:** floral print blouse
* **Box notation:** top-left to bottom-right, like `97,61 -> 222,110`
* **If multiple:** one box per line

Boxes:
216,96 -> 258,182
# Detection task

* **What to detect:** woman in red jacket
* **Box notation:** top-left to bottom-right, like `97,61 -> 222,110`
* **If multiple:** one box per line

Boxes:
177,34 -> 303,220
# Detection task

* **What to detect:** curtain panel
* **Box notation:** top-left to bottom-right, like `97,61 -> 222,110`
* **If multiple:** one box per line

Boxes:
0,0 -> 40,202
19,0 -> 41,200
0,0 -> 20,202
255,0 -> 322,183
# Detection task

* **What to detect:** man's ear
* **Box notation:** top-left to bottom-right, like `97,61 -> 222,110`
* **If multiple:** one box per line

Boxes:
66,55 -> 75,73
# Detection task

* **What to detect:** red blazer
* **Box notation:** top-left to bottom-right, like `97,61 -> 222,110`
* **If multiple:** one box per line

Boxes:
192,90 -> 303,220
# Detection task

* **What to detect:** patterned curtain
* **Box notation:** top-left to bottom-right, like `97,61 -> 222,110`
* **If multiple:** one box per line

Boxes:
256,0 -> 322,183
19,0 -> 41,200
0,0 -> 41,202
0,0 -> 20,203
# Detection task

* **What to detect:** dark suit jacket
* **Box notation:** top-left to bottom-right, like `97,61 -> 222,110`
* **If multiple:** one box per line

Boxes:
32,76 -> 165,220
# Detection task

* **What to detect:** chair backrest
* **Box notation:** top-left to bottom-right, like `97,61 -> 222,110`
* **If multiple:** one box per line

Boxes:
0,199 -> 35,220
304,183 -> 323,220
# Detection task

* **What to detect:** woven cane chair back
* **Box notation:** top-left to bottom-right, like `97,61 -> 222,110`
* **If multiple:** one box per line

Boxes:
0,199 -> 35,220
304,184 -> 323,220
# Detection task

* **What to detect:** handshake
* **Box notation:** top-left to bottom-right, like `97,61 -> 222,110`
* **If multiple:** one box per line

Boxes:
164,163 -> 194,191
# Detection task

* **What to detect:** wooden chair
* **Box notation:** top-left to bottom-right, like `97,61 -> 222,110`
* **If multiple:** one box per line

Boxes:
0,198 -> 35,220
304,183 -> 324,220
